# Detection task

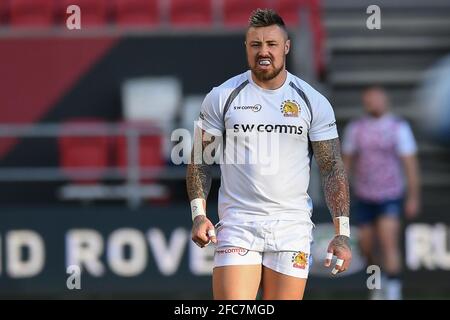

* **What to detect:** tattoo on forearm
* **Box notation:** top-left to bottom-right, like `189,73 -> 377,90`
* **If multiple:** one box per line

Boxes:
187,162 -> 212,200
311,138 -> 350,219
186,131 -> 214,201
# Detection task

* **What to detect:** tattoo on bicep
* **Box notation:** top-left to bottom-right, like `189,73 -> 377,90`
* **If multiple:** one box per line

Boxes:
186,130 -> 215,200
312,138 -> 350,218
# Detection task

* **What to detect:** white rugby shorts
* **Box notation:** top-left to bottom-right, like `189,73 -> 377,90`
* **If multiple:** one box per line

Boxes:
213,220 -> 313,279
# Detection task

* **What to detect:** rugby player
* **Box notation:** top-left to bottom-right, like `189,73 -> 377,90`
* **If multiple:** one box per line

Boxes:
186,8 -> 351,300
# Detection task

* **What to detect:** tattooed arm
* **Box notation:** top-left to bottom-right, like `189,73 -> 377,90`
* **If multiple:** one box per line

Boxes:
311,138 -> 352,274
186,129 -> 213,201
186,129 -> 218,247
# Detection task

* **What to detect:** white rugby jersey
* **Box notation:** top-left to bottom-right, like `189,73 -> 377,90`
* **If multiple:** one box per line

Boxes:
197,70 -> 338,225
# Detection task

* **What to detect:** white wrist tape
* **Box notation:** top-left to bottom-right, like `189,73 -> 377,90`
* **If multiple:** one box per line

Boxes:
332,258 -> 344,275
191,198 -> 206,221
207,229 -> 216,238
335,217 -> 350,237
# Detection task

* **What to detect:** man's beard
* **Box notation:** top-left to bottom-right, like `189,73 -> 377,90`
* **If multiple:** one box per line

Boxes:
250,61 -> 284,82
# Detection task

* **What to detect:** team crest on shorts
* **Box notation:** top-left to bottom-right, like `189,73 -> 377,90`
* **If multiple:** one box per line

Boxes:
292,251 -> 309,269
280,100 -> 300,117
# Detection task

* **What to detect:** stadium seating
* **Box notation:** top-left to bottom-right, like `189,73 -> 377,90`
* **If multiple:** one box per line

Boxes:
60,0 -> 109,27
305,0 -> 325,78
222,0 -> 271,27
121,77 -> 181,123
274,0 -> 307,26
169,0 -> 212,27
113,0 -> 160,27
9,0 -> 55,27
115,121 -> 164,182
0,0 -> 8,25
58,119 -> 111,183
274,0 -> 325,77
121,76 -> 181,161
2,0 -> 327,47
181,95 -> 204,132
180,95 -> 205,163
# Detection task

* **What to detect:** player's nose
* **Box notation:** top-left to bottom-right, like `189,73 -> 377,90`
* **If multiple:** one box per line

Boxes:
258,44 -> 270,56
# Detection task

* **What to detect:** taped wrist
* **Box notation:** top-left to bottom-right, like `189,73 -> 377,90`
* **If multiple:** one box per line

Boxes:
191,198 -> 206,222
334,216 -> 350,238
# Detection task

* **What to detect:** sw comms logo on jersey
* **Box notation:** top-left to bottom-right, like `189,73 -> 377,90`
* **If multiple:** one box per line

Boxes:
233,104 -> 262,112
292,251 -> 309,269
216,247 -> 249,256
280,100 -> 300,117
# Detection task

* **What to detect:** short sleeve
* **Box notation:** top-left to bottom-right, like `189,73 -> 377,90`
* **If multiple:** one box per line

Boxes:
196,88 -> 224,135
342,122 -> 357,155
308,95 -> 339,141
396,121 -> 418,155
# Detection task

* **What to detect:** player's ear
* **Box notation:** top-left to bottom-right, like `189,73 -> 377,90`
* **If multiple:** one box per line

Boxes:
285,39 -> 291,55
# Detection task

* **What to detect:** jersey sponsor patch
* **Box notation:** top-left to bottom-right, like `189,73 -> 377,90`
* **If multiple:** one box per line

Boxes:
233,123 -> 304,135
233,104 -> 262,112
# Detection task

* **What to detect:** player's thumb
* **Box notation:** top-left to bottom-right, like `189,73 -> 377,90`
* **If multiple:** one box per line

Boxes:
207,226 -> 217,244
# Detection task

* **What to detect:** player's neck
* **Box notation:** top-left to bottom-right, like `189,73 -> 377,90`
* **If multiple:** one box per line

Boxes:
368,110 -> 389,119
251,69 -> 287,90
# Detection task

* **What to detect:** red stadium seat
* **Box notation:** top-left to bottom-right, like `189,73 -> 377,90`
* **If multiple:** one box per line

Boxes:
9,0 -> 55,27
60,0 -> 109,27
303,0 -> 326,78
115,122 -> 164,182
170,0 -> 212,27
115,121 -> 169,204
113,0 -> 159,27
275,0 -> 326,78
222,0 -> 271,27
273,0 -> 307,26
58,119 -> 111,183
0,0 -> 8,25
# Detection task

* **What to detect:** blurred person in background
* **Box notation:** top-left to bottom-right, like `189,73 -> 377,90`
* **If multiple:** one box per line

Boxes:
187,9 -> 351,300
342,86 -> 421,300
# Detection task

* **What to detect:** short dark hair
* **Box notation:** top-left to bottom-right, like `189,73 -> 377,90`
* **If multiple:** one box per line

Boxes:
248,8 -> 287,32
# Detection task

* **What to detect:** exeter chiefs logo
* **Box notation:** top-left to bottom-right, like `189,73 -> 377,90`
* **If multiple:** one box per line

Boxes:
292,251 -> 309,269
280,100 -> 300,117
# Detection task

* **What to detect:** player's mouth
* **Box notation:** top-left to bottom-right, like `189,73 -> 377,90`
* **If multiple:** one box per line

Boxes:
257,58 -> 272,68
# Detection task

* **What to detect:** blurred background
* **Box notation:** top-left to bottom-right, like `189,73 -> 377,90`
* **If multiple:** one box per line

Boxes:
0,0 -> 449,299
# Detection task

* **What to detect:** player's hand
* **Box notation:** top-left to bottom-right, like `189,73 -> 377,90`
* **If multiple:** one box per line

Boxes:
405,196 -> 420,220
191,215 -> 217,248
324,235 -> 352,275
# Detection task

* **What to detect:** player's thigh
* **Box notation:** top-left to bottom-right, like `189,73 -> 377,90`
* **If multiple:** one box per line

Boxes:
213,265 -> 262,300
376,214 -> 400,250
261,251 -> 310,300
213,247 -> 263,300
358,223 -> 375,254
261,266 -> 307,300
